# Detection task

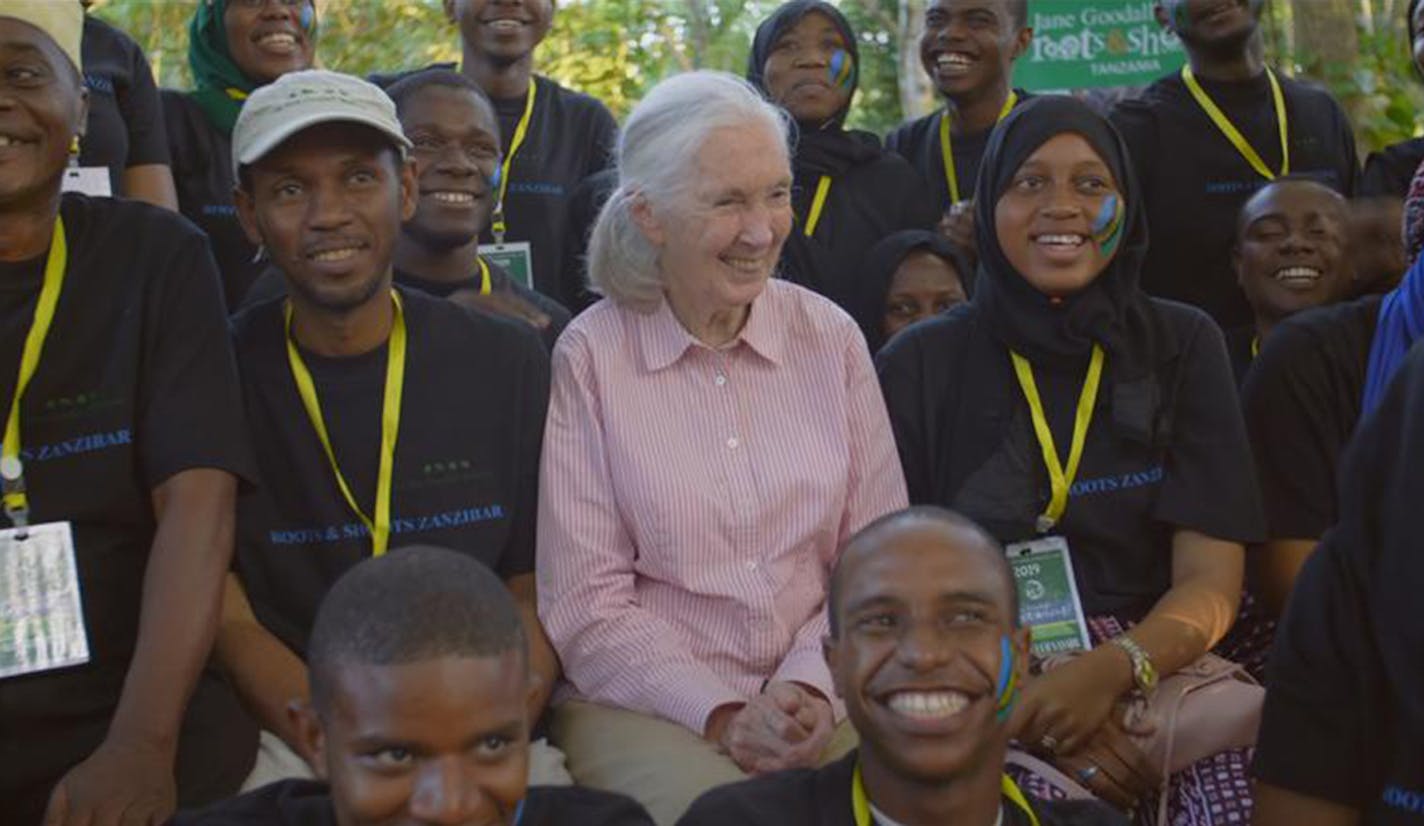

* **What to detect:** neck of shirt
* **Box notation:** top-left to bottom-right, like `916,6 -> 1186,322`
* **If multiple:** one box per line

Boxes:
868,799 -> 1005,826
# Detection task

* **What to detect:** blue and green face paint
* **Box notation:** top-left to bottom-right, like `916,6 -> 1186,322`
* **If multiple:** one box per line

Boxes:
1092,194 -> 1125,258
994,636 -> 1019,723
829,48 -> 856,91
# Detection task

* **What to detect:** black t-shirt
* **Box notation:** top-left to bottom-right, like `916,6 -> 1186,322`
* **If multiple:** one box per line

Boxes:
1360,136 -> 1424,199
1111,71 -> 1359,329
876,300 -> 1265,617
398,262 -> 571,351
171,779 -> 655,826
80,15 -> 170,195
1241,295 -> 1380,540
885,90 -> 1031,212
1225,324 -> 1256,388
780,149 -> 938,311
1251,341 -> 1424,823
679,750 -> 1127,826
162,90 -> 259,310
0,195 -> 254,772
232,287 -> 548,656
558,166 -> 616,315
488,76 -> 617,303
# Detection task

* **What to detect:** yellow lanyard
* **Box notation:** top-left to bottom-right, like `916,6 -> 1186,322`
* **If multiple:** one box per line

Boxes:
1,218 -> 68,528
284,290 -> 407,556
852,763 -> 1040,826
803,174 -> 833,238
1010,344 -> 1105,534
491,80 -> 538,244
477,256 -> 492,296
1181,65 -> 1289,181
939,91 -> 1018,204
1250,335 -> 1260,359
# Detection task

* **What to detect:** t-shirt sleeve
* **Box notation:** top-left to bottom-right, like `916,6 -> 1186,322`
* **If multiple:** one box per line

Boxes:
585,101 -> 618,177
1359,151 -> 1397,199
1153,315 -> 1265,542
498,325 -> 550,579
116,28 -> 170,167
138,221 -> 256,489
875,332 -> 932,504
1251,534 -> 1380,806
1241,323 -> 1347,539
1108,100 -> 1156,197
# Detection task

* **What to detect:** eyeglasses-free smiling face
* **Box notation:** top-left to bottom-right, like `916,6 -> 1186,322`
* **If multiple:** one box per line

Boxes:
303,652 -> 533,826
224,0 -> 316,84
444,0 -> 554,66
400,85 -> 501,251
761,10 -> 853,125
1234,180 -> 1350,323
993,132 -> 1123,298
0,18 -> 86,213
637,124 -> 794,319
919,0 -> 1028,102
825,520 -> 1027,784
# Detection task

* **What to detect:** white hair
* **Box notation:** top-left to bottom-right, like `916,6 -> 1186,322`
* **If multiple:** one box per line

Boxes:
586,71 -> 792,311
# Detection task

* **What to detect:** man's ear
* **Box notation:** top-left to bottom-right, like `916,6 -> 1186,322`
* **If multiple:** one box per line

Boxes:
1010,27 -> 1034,62
629,192 -> 666,247
289,699 -> 328,780
234,185 -> 266,247
398,156 -> 420,222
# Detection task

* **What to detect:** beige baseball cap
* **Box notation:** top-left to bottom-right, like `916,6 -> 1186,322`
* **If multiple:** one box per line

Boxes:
0,1 -> 83,74
231,69 -> 412,180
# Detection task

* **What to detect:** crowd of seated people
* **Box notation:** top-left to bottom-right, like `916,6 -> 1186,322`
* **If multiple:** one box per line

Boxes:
3,1 -> 1423,825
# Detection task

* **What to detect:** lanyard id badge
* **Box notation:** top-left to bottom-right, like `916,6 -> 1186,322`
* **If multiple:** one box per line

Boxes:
0,521 -> 90,678
61,166 -> 113,198
1005,535 -> 1091,658
478,241 -> 533,290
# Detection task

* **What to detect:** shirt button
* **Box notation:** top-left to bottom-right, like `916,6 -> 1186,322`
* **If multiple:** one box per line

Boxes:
727,437 -> 739,449
746,560 -> 758,571
715,375 -> 727,387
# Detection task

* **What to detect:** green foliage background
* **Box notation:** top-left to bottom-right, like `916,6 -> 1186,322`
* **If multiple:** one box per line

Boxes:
91,0 -> 1421,154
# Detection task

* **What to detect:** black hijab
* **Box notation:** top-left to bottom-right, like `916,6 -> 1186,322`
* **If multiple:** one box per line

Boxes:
972,95 -> 1172,438
854,230 -> 974,351
747,1 -> 879,180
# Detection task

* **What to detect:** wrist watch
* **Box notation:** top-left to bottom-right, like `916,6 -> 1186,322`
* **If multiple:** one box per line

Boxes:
1110,635 -> 1158,693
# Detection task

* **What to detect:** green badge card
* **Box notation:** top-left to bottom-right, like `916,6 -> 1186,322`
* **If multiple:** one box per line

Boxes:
478,241 -> 534,290
1006,535 -> 1092,658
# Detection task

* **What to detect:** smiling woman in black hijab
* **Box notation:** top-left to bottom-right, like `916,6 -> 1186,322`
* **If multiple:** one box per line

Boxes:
877,96 -> 1265,822
747,1 -> 937,312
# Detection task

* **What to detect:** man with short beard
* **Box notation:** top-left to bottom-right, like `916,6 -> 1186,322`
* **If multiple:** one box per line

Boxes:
1111,0 -> 1357,330
215,70 -> 561,787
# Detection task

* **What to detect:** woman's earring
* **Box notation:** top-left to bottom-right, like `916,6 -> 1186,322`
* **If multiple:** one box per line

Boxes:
68,135 -> 81,168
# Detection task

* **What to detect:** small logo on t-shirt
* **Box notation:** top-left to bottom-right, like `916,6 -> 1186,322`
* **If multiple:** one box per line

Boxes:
1069,466 -> 1164,497
1383,785 -> 1424,816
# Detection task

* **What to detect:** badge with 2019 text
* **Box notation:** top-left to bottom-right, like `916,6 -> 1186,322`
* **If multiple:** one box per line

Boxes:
61,166 -> 112,198
478,241 -> 533,290
0,521 -> 90,679
1005,535 -> 1091,658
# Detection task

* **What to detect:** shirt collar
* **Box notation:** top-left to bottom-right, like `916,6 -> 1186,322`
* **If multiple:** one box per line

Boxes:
637,286 -> 786,371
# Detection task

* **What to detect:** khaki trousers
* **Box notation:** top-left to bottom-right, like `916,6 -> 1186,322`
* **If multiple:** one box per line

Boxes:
552,700 -> 858,826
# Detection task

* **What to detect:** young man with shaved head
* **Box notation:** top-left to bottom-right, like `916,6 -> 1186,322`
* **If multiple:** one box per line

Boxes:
680,507 -> 1126,826
886,0 -> 1032,258
175,546 -> 653,825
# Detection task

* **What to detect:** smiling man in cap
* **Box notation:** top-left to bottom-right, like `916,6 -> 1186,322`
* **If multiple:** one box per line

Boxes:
215,68 -> 559,790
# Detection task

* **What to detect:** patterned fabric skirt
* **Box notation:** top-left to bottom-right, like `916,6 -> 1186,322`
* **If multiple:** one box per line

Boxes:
1009,600 -> 1274,826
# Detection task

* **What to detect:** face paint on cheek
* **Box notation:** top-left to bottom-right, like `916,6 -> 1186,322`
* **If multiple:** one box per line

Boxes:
829,48 -> 856,90
1092,194 -> 1124,257
489,159 -> 502,193
994,636 -> 1019,723
299,3 -> 316,33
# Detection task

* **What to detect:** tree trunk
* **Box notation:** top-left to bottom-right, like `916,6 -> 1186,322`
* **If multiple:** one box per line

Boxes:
898,0 -> 934,119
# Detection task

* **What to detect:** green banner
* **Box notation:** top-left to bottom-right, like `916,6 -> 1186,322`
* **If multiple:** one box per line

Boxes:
1014,1 -> 1187,91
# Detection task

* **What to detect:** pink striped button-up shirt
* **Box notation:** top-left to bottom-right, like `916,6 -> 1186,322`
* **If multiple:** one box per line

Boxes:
537,279 -> 908,735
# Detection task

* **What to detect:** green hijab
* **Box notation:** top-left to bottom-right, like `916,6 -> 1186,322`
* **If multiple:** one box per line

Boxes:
188,0 -> 317,136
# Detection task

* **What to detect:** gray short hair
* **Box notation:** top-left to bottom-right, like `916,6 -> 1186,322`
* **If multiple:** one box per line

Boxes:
587,71 -> 792,311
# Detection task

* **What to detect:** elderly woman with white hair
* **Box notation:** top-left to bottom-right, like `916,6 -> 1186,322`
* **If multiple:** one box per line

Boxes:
536,70 -> 908,824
